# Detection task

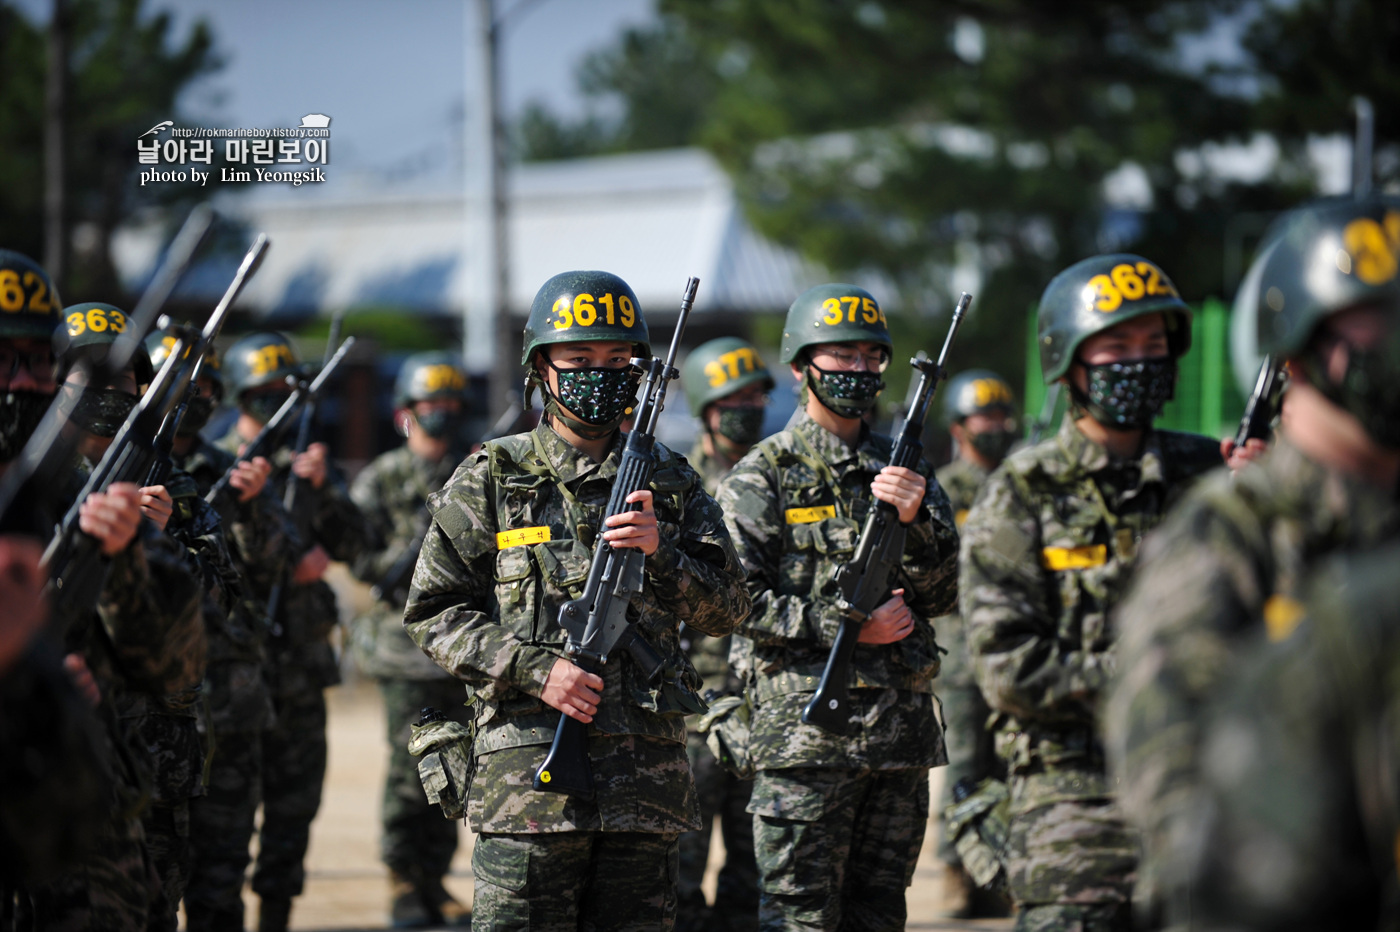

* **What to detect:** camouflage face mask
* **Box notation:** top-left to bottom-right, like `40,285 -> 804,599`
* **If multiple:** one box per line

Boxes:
546,361 -> 639,429
414,409 -> 460,440
967,425 -> 1019,464
806,363 -> 885,419
241,390 -> 291,425
175,393 -> 217,438
1310,328 -> 1400,449
714,405 -> 765,446
1077,356 -> 1175,430
70,387 -> 138,438
0,390 -> 53,462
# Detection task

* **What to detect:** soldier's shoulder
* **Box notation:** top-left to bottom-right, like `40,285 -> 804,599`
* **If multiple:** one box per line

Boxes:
1157,429 -> 1225,482
995,435 -> 1063,485
1143,466 -> 1274,560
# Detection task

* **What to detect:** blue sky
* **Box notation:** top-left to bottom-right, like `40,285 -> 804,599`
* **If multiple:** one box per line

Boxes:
18,0 -> 657,179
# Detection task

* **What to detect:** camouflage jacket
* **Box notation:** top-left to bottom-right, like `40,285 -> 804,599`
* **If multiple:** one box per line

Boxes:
217,428 -> 373,691
404,422 -> 749,833
933,456 -> 991,691
1177,544 -> 1400,928
960,414 -> 1219,804
174,437 -> 299,732
684,440 -> 739,693
716,409 -> 960,771
1106,436 -> 1400,894
349,444 -> 464,681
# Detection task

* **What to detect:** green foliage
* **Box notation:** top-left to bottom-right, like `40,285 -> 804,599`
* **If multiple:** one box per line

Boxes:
0,0 -> 221,298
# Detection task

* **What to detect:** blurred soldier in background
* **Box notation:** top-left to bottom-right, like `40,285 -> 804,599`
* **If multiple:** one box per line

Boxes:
960,254 -> 1223,932
717,283 -> 959,931
146,330 -> 296,932
404,270 -> 748,931
1107,196 -> 1400,928
676,337 -> 772,932
931,369 -> 1016,919
220,331 -> 372,932
349,351 -> 474,928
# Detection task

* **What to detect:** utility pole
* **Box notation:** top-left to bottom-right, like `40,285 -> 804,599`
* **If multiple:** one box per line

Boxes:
464,0 -> 515,417
44,0 -> 70,288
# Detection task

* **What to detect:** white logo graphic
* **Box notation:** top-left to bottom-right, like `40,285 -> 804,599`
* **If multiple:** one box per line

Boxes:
299,113 -> 331,128
140,120 -> 174,138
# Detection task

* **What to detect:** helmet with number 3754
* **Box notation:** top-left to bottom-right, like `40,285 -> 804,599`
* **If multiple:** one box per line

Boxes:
1037,254 -> 1192,384
521,270 -> 650,365
779,283 -> 892,365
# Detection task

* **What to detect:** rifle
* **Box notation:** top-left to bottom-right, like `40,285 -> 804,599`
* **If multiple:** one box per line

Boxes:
0,206 -> 214,534
1234,355 -> 1284,448
801,291 -> 972,735
1026,382 -> 1062,446
532,276 -> 700,799
372,399 -> 536,606
42,234 -> 267,631
203,336 -> 357,505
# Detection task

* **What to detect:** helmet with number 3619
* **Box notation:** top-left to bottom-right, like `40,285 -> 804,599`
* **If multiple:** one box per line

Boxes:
1037,254 -> 1192,384
521,270 -> 650,366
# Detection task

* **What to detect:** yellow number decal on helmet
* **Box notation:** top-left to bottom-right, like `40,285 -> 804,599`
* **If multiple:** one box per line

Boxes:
1342,212 -> 1400,286
551,292 -> 637,332
1084,260 -> 1179,314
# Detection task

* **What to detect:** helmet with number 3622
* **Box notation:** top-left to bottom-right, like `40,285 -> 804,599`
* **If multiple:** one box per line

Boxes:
1038,254 -> 1192,384
521,270 -> 650,365
0,250 -> 63,340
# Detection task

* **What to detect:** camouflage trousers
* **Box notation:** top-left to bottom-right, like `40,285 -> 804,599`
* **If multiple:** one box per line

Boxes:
15,810 -> 154,932
934,678 -> 1001,864
185,727 -> 263,932
143,799 -> 191,932
750,766 -> 928,932
251,681 -> 327,901
377,677 -> 470,881
1004,784 -> 1136,932
472,831 -> 680,931
676,731 -> 758,932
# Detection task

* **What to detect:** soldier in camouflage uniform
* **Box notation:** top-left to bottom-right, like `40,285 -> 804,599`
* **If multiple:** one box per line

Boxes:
716,283 -> 960,932
960,255 -> 1224,932
931,369 -> 1017,919
349,351 -> 474,928
147,329 -> 297,932
404,270 -> 749,932
219,331 -> 373,932
1106,197 -> 1400,928
1174,543 -> 1400,929
675,337 -> 771,932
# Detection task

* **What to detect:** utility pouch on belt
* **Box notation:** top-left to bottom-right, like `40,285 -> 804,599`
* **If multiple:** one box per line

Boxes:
408,707 -> 475,821
696,691 -> 754,780
944,776 -> 1011,893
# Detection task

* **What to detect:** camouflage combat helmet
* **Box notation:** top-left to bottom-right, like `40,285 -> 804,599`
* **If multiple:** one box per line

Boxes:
521,270 -> 650,365
394,351 -> 468,408
779,283 -> 892,365
1038,254 -> 1192,384
943,369 -> 1016,424
223,331 -> 302,398
1244,195 -> 1400,358
682,337 -> 775,416
146,328 -> 224,400
0,250 -> 62,340
58,302 -> 154,384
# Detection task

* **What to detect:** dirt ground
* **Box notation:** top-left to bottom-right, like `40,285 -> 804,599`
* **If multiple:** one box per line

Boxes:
225,676 -> 1012,931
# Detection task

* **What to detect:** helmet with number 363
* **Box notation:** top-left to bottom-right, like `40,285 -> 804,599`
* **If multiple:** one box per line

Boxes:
521,270 -> 650,365
58,302 -> 154,384
1037,254 -> 1192,384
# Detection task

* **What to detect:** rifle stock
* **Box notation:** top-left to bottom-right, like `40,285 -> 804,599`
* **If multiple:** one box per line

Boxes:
801,292 -> 972,735
532,276 -> 699,799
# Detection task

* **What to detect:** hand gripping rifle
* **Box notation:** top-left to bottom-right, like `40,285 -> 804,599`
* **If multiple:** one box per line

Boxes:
42,233 -> 268,632
1234,355 -> 1284,449
532,276 -> 700,800
0,206 -> 213,535
801,291 -> 972,735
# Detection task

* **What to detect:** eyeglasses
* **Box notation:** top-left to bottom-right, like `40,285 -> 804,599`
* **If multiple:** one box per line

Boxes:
0,345 -> 56,383
809,346 -> 890,373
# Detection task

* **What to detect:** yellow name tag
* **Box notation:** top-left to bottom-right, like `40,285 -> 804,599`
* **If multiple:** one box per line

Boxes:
785,505 -> 836,525
955,508 -> 970,528
1040,545 -> 1107,571
1263,594 -> 1305,642
496,526 -> 551,549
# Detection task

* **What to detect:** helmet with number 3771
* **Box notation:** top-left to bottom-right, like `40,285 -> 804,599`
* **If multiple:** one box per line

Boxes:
1037,254 -> 1192,384
521,270 -> 650,365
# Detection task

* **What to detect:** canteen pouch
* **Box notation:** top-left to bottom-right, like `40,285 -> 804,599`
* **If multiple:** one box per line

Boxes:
408,707 -> 476,821
696,692 -> 754,780
944,776 -> 1011,893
